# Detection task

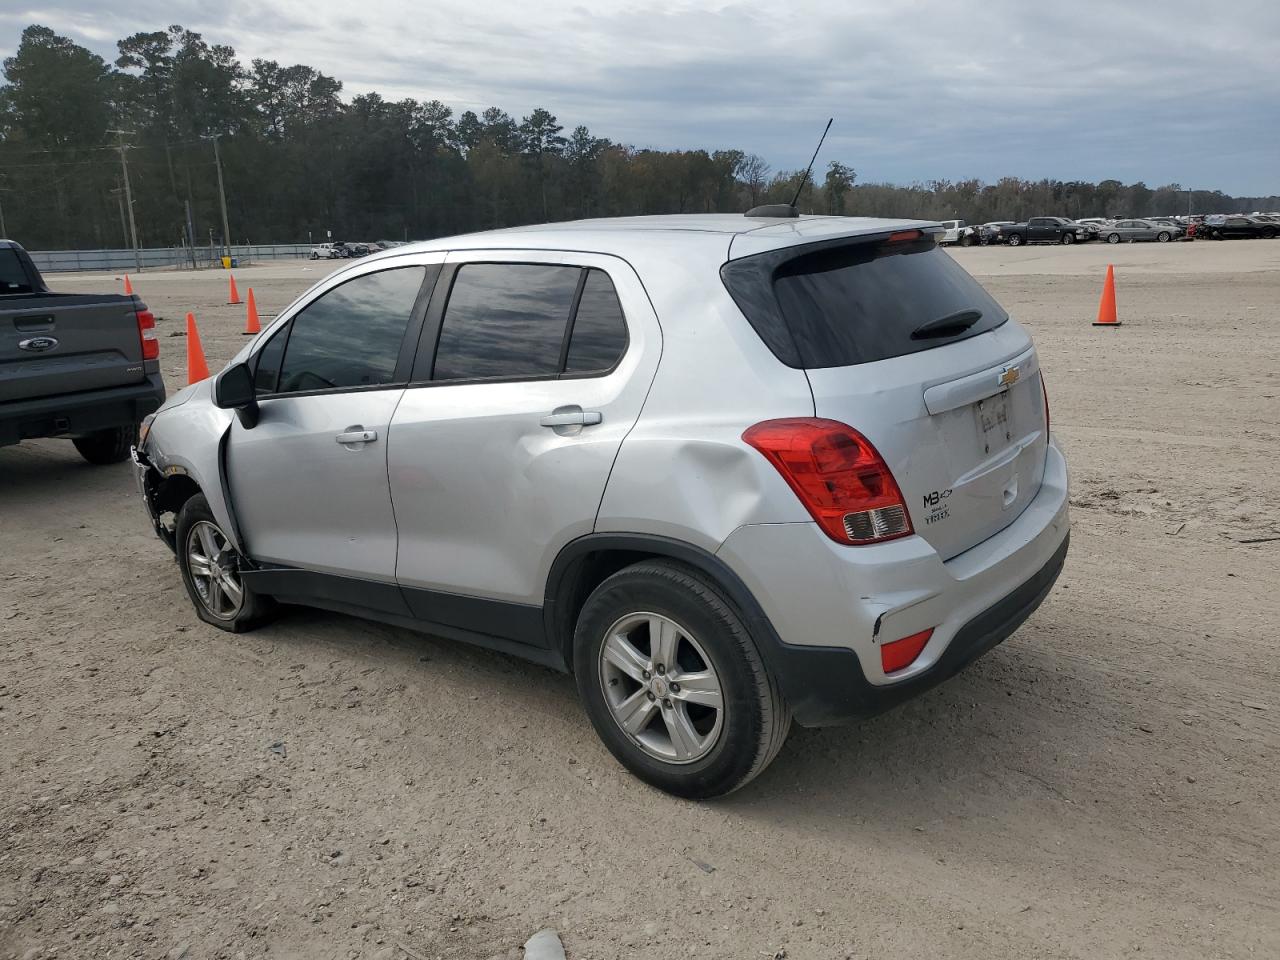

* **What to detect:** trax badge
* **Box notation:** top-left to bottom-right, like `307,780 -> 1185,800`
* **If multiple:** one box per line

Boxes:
18,336 -> 58,353
999,367 -> 1020,387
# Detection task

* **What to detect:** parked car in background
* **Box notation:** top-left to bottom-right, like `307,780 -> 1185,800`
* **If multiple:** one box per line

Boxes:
310,242 -> 345,260
1000,217 -> 1090,246
1101,219 -> 1180,243
938,220 -> 979,246
131,213 -> 1069,798
340,242 -> 370,258
980,222 -> 1016,245
1,239 -> 165,463
1201,216 -> 1277,240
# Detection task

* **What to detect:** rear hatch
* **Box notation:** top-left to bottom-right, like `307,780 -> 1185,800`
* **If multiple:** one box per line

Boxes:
0,293 -> 147,404
724,230 -> 1048,560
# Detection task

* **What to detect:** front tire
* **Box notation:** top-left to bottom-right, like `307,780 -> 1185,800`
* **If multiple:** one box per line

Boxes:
574,560 -> 790,799
175,494 -> 275,633
1157,231 -> 1171,242
72,424 -> 136,465
1007,233 -> 1024,247
1107,232 -> 1121,244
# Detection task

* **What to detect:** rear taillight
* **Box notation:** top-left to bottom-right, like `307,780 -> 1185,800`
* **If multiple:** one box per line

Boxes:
137,308 -> 159,360
743,418 -> 913,545
1041,372 -> 1050,435
881,627 -> 933,674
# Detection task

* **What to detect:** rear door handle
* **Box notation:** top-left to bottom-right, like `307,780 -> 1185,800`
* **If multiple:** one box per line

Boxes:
335,428 -> 377,445
539,410 -> 602,428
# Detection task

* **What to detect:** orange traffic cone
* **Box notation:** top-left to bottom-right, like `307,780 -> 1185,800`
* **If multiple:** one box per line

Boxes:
1093,264 -> 1120,327
123,274 -> 134,295
227,273 -> 242,305
243,288 -> 261,335
186,312 -> 211,384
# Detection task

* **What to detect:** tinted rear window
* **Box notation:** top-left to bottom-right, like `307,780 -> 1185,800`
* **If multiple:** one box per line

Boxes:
0,249 -> 35,294
723,235 -> 1008,368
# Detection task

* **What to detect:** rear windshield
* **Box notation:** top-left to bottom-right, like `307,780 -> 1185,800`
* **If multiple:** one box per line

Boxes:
0,249 -> 36,295
722,235 -> 1008,368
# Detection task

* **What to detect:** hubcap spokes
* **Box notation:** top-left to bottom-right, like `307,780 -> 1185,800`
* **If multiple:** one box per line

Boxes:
600,613 -> 724,764
187,521 -> 244,620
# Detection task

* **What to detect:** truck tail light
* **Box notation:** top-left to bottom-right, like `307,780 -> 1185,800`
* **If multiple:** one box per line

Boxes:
137,308 -> 159,361
743,418 -> 913,545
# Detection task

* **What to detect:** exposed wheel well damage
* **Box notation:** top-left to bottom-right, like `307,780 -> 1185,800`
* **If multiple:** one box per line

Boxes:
148,473 -> 202,551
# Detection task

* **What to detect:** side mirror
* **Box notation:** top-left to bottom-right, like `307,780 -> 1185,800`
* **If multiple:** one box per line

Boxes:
213,361 -> 260,429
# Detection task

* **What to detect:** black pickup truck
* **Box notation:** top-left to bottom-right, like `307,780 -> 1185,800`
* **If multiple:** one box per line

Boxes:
998,217 -> 1090,247
1,240 -> 165,463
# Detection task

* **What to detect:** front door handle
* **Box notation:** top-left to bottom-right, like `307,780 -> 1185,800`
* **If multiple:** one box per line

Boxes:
539,409 -> 603,428
335,428 -> 377,445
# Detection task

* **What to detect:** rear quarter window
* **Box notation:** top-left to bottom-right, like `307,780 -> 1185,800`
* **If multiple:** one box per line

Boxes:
0,249 -> 36,294
723,234 -> 1008,369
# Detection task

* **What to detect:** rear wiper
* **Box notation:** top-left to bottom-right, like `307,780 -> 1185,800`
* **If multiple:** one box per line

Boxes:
911,309 -> 983,340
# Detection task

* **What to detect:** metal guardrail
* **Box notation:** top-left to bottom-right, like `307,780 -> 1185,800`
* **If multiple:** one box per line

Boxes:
29,243 -> 312,273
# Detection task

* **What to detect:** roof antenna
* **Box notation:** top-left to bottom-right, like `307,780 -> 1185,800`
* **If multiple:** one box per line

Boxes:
745,118 -> 833,218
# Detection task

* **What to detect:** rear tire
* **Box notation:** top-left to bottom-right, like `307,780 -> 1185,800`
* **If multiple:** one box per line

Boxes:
175,494 -> 275,633
574,560 -> 790,799
1007,233 -> 1024,247
72,424 -> 136,465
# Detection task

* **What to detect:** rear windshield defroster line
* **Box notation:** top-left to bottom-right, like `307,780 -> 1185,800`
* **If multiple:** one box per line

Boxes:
721,233 -> 1008,369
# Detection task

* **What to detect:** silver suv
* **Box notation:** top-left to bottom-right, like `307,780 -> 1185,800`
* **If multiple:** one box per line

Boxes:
133,214 -> 1069,798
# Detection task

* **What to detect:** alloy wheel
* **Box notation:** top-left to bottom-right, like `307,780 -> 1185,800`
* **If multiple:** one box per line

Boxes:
598,612 -> 724,764
186,520 -> 245,621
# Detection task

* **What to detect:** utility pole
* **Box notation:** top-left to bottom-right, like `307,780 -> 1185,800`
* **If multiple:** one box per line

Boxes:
211,135 -> 232,260
108,130 -> 142,271
109,184 -> 128,247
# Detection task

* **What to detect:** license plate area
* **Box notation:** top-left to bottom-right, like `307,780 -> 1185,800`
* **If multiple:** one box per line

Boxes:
975,390 -> 1011,455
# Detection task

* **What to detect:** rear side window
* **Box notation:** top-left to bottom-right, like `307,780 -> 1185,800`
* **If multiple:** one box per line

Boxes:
432,264 -> 580,381
565,268 -> 628,374
427,263 -> 629,382
723,235 -> 1008,369
0,249 -> 35,294
276,266 -> 425,393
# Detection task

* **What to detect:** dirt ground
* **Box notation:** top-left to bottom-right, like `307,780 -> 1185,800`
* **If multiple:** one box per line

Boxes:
3,238 -> 1278,960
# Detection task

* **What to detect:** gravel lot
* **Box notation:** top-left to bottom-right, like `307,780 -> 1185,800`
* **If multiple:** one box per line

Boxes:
3,239 -> 1278,959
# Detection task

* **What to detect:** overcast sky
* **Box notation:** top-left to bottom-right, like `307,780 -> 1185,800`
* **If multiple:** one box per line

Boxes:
4,0 -> 1278,195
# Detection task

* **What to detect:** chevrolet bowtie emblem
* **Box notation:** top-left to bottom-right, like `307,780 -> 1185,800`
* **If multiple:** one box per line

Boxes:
999,367 -> 1020,387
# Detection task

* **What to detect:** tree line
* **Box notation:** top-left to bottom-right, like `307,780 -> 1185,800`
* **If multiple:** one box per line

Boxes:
1,23 -> 1276,252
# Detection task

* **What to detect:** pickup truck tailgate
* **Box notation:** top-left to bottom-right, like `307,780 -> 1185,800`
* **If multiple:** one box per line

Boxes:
0,294 -> 146,404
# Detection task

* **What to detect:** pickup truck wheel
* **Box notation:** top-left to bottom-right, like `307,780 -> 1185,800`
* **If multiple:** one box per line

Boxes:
1061,233 -> 1075,245
574,560 -> 790,799
1007,233 -> 1023,247
959,234 -> 973,247
1157,231 -> 1171,243
1107,233 -> 1121,244
72,424 -> 137,465
175,494 -> 275,633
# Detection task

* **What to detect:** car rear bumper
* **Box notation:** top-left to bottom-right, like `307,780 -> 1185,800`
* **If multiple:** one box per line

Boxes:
717,439 -> 1070,726
0,373 -> 165,447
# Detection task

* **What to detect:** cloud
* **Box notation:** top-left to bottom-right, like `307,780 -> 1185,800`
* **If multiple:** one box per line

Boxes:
3,0 -> 1277,194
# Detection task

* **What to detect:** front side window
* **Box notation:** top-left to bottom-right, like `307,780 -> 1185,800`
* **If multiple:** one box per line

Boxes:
275,266 -> 425,393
